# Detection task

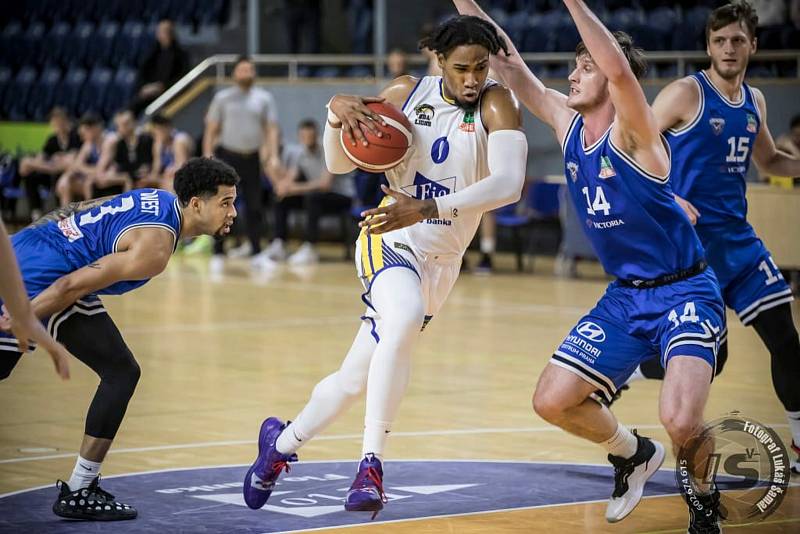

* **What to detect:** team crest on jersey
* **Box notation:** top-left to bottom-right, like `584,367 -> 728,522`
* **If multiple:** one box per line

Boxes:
709,117 -> 725,135
567,161 -> 579,182
459,111 -> 475,132
746,114 -> 758,133
414,104 -> 434,127
401,171 -> 456,200
598,156 -> 616,179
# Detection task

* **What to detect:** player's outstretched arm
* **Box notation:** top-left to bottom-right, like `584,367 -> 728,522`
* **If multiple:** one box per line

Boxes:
359,85 -> 527,234
453,0 -> 573,138
27,228 -> 174,320
652,78 -> 703,224
0,221 -> 71,379
564,0 -> 663,159
322,75 -> 416,174
751,88 -> 800,178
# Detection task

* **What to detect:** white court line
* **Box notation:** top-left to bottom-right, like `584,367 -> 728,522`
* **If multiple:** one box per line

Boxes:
121,315 -> 357,335
0,423 -> 789,465
0,458 -> 669,499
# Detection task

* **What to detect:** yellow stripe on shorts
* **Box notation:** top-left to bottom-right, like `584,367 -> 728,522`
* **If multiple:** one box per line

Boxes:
359,196 -> 390,281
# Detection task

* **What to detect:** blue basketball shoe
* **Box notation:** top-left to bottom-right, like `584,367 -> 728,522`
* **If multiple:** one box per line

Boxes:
243,417 -> 298,509
344,453 -> 387,519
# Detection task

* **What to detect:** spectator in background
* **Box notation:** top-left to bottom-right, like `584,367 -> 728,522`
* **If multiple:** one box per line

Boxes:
54,113 -> 105,206
265,119 -> 352,265
285,0 -> 321,53
776,115 -> 800,177
18,107 -> 81,221
203,56 -> 281,272
386,49 -> 409,79
85,110 -> 152,199
130,20 -> 190,117
148,113 -> 193,192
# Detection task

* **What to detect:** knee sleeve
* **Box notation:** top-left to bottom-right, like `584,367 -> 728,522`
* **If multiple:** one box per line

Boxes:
58,312 -> 141,440
85,349 -> 141,439
752,304 -> 800,411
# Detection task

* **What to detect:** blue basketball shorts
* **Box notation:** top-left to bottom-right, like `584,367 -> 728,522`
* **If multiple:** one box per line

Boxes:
699,223 -> 794,326
551,268 -> 726,403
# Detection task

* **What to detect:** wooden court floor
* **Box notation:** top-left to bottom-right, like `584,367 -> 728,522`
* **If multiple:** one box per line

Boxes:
1,250 -> 798,532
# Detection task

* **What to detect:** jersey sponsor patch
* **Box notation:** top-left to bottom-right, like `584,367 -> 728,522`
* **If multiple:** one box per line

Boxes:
567,161 -> 579,182
746,113 -> 758,133
709,117 -> 725,135
57,215 -> 84,242
598,156 -> 616,179
459,111 -> 475,132
402,172 -> 455,200
414,103 -> 434,127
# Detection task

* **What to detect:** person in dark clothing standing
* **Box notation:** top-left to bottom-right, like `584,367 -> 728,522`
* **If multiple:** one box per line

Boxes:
203,56 -> 281,273
130,20 -> 190,117
18,107 -> 81,221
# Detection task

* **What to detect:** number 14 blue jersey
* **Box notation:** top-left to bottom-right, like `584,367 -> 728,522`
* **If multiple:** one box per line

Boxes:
561,114 -> 705,281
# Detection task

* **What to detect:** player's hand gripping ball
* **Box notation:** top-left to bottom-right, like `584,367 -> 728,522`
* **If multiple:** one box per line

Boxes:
341,101 -> 413,172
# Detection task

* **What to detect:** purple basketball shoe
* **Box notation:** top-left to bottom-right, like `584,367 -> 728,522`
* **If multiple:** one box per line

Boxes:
243,417 -> 298,509
344,454 -> 388,519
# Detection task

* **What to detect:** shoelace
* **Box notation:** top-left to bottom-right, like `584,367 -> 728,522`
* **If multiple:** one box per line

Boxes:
270,459 -> 293,480
353,466 -> 388,504
609,456 -> 636,499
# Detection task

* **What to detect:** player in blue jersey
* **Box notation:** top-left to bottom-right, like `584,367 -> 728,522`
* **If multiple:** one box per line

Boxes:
626,1 -> 800,476
0,157 -> 238,521
454,1 -> 726,531
0,220 -> 71,379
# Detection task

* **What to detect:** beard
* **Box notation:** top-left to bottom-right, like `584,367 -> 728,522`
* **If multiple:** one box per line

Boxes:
711,57 -> 748,80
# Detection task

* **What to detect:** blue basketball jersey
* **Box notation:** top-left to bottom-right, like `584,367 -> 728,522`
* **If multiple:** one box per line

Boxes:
15,188 -> 182,296
666,71 -> 761,228
562,114 -> 705,281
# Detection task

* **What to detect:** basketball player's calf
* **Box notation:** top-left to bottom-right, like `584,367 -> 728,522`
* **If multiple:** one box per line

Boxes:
533,363 -> 666,524
752,304 -> 800,473
50,313 -> 140,521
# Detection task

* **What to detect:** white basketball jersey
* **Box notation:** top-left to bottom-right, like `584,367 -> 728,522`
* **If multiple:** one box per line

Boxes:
388,76 -> 494,257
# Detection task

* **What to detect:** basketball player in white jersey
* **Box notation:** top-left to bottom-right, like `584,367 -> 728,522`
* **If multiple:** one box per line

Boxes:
243,15 -> 528,517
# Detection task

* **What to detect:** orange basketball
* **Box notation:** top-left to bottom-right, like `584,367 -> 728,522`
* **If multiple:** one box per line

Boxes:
340,101 -> 413,172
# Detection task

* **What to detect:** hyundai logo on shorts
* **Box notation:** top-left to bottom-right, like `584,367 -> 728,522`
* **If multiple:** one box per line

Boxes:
576,321 -> 606,342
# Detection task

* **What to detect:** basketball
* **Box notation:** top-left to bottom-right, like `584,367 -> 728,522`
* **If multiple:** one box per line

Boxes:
340,101 -> 413,172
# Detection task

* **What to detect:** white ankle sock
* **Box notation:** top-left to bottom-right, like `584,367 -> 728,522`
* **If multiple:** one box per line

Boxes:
603,424 -> 638,459
787,410 -> 800,447
362,419 -> 391,460
276,423 -> 307,455
67,455 -> 101,490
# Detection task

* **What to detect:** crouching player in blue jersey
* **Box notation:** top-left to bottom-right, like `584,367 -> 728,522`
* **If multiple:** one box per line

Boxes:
0,158 -> 238,521
626,0 -> 800,478
455,1 -> 726,531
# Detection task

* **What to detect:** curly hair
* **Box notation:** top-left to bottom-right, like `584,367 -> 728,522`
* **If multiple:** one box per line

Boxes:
575,31 -> 648,80
173,157 -> 239,206
418,15 -> 509,58
706,0 -> 758,42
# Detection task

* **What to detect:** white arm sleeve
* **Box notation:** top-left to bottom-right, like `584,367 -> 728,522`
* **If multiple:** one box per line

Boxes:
434,129 -> 528,220
323,106 -> 357,174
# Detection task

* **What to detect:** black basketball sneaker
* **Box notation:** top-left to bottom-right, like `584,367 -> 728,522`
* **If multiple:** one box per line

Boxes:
52,476 -> 137,521
685,487 -> 722,534
606,431 -> 666,522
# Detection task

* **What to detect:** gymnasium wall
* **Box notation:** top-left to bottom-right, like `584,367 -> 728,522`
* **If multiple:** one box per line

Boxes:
171,78 -> 800,178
